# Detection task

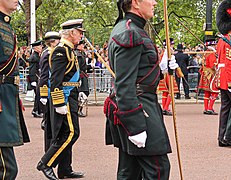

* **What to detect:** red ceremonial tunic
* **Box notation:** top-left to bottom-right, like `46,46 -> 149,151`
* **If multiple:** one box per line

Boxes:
198,53 -> 219,92
215,34 -> 231,90
158,74 -> 179,93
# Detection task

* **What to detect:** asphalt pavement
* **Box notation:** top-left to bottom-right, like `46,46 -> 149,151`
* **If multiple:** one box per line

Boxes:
14,92 -> 228,180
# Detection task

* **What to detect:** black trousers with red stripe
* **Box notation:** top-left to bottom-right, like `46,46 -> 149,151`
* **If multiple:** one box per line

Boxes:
218,89 -> 231,141
40,110 -> 80,175
117,149 -> 170,180
0,147 -> 18,180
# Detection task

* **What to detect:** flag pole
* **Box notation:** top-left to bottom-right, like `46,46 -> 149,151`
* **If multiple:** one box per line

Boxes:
163,0 -> 184,179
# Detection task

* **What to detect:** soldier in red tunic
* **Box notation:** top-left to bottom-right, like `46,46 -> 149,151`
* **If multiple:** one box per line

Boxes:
198,39 -> 219,115
158,39 -> 179,116
216,0 -> 231,147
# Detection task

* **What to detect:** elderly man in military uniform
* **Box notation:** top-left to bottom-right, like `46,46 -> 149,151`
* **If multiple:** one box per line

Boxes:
104,0 -> 179,179
37,19 -> 85,180
39,31 -> 61,151
0,0 -> 30,179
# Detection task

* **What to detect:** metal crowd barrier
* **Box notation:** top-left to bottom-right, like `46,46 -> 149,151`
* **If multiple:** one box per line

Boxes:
87,67 -> 112,93
188,66 -> 200,92
18,66 -> 113,94
18,66 -> 200,94
19,66 -> 29,93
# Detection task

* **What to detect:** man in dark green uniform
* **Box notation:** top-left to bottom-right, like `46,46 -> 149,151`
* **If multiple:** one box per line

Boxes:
37,19 -> 85,180
0,0 -> 30,179
104,0 -> 178,179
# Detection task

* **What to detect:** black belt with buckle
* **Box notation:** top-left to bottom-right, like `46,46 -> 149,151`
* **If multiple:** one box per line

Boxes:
136,84 -> 157,94
0,75 -> 20,86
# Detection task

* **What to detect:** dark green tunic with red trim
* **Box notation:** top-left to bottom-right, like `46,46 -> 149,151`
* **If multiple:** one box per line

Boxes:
106,12 -> 171,156
0,11 -> 30,147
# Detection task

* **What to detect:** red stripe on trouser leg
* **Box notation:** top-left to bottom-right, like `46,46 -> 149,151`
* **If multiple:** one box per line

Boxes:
162,92 -> 168,109
204,91 -> 210,111
164,95 -> 171,111
208,92 -> 218,110
155,158 -> 161,180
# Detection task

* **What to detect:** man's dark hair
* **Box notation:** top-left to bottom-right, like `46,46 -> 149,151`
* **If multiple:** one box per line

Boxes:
115,0 -> 132,25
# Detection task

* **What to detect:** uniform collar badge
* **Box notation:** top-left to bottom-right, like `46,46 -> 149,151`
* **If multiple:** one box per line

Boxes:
56,53 -> 63,56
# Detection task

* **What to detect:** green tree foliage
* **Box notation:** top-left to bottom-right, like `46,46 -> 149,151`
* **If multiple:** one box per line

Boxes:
12,0 -> 221,48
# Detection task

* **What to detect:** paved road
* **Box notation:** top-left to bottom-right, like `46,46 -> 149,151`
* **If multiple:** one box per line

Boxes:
15,103 -> 231,180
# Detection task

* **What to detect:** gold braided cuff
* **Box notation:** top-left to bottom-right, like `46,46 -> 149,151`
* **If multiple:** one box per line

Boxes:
40,85 -> 49,97
51,88 -> 65,105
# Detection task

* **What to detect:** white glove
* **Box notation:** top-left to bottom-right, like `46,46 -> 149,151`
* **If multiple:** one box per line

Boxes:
217,63 -> 225,69
159,49 -> 168,73
128,131 -> 147,148
78,92 -> 88,102
55,105 -> 68,115
40,98 -> 47,105
228,88 -> 231,93
31,81 -> 37,87
169,55 -> 179,70
207,46 -> 216,52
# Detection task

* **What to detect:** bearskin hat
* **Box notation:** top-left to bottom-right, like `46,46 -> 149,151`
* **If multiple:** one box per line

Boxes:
216,0 -> 231,35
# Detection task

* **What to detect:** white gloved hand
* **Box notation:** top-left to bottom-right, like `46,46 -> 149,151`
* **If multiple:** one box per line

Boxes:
169,55 -> 179,70
217,63 -> 225,69
128,131 -> 147,148
31,81 -> 37,87
40,98 -> 47,105
78,92 -> 88,102
55,105 -> 68,115
207,46 -> 216,52
159,49 -> 168,73
228,88 -> 231,93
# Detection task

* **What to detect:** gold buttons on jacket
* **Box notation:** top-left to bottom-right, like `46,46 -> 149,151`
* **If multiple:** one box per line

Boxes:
4,16 -> 10,23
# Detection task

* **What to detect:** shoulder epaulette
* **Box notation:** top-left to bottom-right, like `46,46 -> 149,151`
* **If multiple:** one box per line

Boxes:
112,20 -> 144,48
49,44 -> 76,75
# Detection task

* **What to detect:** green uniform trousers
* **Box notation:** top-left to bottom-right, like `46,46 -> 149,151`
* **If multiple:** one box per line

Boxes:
117,149 -> 170,180
0,147 -> 18,180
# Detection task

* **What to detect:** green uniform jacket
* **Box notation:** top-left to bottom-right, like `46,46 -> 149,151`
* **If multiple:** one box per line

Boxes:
0,11 -> 30,147
106,12 -> 171,156
77,50 -> 89,94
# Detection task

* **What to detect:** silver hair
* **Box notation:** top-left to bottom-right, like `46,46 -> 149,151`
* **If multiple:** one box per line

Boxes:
59,28 -> 75,36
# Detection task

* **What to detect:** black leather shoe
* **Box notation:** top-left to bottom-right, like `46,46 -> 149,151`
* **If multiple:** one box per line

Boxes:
163,110 -> 173,116
207,110 -> 218,115
203,110 -> 211,115
41,120 -> 45,130
175,95 -> 181,99
58,171 -> 85,179
78,111 -> 86,118
37,161 -> 58,180
218,140 -> 231,147
32,111 -> 43,118
185,95 -> 191,99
